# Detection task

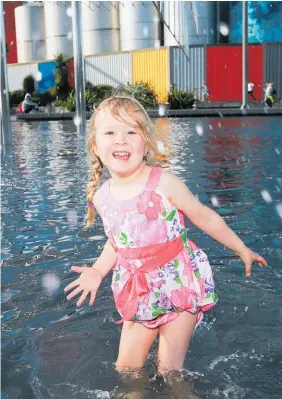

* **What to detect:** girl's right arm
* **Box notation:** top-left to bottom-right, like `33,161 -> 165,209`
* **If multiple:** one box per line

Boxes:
64,189 -> 117,307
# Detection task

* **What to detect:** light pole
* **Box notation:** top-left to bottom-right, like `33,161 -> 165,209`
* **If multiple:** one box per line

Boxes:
241,0 -> 248,109
0,0 -> 12,151
71,1 -> 86,134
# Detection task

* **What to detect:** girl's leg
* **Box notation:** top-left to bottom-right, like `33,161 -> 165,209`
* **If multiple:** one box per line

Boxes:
157,311 -> 197,374
115,321 -> 158,399
116,321 -> 158,370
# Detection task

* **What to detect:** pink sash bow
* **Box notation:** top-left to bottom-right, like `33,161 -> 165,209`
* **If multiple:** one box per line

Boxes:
115,235 -> 184,322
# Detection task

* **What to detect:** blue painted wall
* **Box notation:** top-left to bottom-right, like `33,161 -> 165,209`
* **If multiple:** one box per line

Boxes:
229,1 -> 282,44
38,61 -> 56,93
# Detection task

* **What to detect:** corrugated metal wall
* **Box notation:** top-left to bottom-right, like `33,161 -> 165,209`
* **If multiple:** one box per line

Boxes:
38,61 -> 56,93
132,47 -> 169,103
264,43 -> 282,101
8,62 -> 39,92
4,1 -> 22,64
67,59 -> 75,88
207,45 -> 263,102
169,46 -> 204,97
85,52 -> 132,88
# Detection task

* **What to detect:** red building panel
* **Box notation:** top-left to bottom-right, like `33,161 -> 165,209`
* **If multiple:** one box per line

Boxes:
207,45 -> 263,102
67,59 -> 75,88
4,1 -> 22,64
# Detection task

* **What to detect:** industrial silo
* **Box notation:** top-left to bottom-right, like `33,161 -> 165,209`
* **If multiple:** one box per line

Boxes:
81,1 -> 120,56
119,1 -> 161,51
44,1 -> 73,60
163,1 -> 216,47
15,3 -> 46,63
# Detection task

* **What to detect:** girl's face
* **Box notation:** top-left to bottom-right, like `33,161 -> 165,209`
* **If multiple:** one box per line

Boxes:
93,106 -> 147,177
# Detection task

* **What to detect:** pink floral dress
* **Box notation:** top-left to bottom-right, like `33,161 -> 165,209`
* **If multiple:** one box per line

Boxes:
99,167 -> 217,328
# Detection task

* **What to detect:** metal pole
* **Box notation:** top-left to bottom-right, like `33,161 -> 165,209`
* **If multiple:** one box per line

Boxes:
0,0 -> 12,150
241,0 -> 248,109
71,1 -> 86,134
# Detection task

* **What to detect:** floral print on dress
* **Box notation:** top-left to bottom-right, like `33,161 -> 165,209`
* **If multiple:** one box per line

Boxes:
99,167 -> 217,328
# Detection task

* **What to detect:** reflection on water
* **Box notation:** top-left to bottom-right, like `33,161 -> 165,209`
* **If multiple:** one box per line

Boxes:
2,117 -> 282,398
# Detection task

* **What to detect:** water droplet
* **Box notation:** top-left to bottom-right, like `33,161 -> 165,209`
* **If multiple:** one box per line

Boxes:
66,7 -> 73,17
67,31 -> 73,40
158,104 -> 167,117
211,196 -> 219,207
73,115 -> 81,127
154,39 -> 161,49
208,124 -> 213,130
245,306 -> 248,312
195,124 -> 204,136
36,71 -> 42,82
143,26 -> 149,38
67,209 -> 78,228
10,41 -> 14,46
261,190 -> 272,203
275,147 -> 280,155
42,273 -> 60,295
157,141 -> 165,153
55,226 -> 60,234
219,22 -> 229,36
275,203 -> 282,219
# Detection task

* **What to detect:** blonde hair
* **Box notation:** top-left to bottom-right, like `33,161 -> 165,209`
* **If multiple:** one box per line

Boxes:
86,96 -> 164,226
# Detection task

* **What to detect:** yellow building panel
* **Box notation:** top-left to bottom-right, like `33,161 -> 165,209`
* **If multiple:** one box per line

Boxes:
132,48 -> 169,103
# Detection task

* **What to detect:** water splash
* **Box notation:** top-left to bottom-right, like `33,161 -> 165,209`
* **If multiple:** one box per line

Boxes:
42,273 -> 60,295
66,7 -> 73,17
219,22 -> 230,36
261,190 -> 272,203
195,124 -> 204,136
73,115 -> 82,127
35,72 -> 42,82
211,196 -> 219,207
67,210 -> 78,228
157,141 -> 165,153
275,203 -> 282,219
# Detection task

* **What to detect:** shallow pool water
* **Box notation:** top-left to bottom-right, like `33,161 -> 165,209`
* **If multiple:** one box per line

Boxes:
2,117 -> 282,398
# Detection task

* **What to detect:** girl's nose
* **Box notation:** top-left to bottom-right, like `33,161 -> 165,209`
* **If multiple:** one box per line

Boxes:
115,132 -> 127,145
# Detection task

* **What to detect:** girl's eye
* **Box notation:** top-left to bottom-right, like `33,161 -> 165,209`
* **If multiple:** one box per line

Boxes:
105,131 -> 114,135
127,131 -> 137,135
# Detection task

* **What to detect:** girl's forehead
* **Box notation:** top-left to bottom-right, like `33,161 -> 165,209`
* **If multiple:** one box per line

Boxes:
95,106 -> 143,129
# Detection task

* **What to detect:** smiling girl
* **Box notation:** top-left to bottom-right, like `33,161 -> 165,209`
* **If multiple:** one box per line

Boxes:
64,96 -> 267,385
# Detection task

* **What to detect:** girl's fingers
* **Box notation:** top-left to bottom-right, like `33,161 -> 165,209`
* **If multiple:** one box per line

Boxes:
71,266 -> 85,273
64,279 -> 80,293
245,262 -> 252,277
89,290 -> 96,306
77,290 -> 89,307
66,285 -> 83,301
256,255 -> 268,267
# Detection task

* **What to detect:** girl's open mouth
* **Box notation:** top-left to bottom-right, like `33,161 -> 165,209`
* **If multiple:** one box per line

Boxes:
112,151 -> 131,161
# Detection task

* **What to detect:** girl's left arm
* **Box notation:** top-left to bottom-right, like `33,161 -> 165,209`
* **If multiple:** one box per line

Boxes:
161,172 -> 268,276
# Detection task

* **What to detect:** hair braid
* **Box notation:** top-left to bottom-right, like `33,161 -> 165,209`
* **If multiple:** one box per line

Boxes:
86,156 -> 103,227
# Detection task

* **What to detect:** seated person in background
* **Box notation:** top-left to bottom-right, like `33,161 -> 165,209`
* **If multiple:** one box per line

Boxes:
22,93 -> 39,113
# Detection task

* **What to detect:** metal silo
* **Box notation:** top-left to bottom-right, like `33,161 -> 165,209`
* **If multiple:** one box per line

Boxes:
81,1 -> 120,56
15,4 -> 46,63
119,1 -> 161,51
187,1 -> 216,45
163,1 -> 216,47
163,1 -> 188,47
44,1 -> 73,60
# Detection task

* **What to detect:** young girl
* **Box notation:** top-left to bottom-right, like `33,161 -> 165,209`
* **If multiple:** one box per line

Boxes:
64,96 -> 267,378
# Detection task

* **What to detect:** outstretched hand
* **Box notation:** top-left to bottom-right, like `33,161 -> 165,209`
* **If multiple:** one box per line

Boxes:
64,266 -> 102,307
239,248 -> 268,277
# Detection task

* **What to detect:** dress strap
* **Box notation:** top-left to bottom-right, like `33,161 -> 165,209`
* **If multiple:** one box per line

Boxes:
98,179 -> 110,202
145,167 -> 162,191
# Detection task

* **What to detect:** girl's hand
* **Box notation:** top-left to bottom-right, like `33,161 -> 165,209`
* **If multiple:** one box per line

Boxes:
238,248 -> 268,277
64,266 -> 102,307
